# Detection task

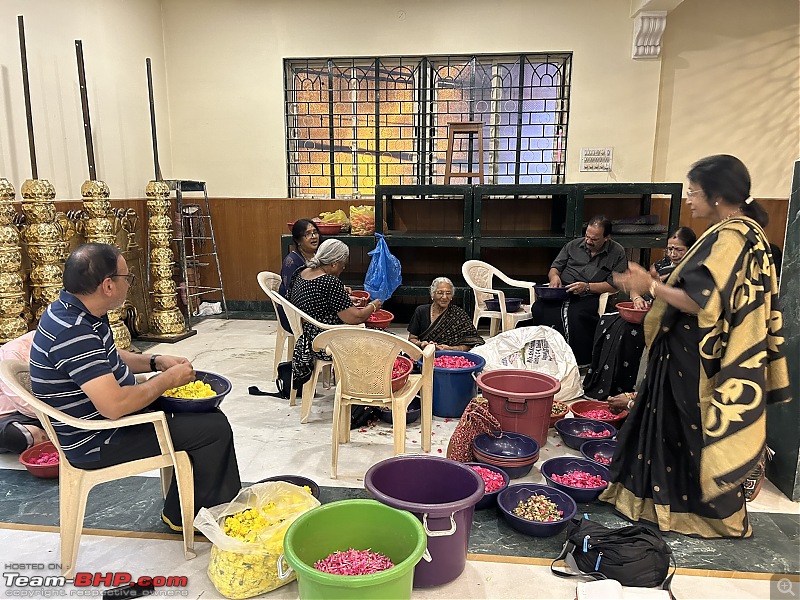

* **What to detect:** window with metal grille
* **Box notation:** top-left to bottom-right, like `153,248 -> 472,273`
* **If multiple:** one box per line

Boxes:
284,53 -> 571,198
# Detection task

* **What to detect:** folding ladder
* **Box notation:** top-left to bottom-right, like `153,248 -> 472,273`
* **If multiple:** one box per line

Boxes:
164,179 -> 229,327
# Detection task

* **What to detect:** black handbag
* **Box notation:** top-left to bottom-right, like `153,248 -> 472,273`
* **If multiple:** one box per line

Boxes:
551,518 -> 675,591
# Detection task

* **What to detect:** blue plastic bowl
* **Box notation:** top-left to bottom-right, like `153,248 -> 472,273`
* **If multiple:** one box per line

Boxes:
256,475 -> 320,499
534,286 -> 569,301
540,457 -> 611,503
484,298 -> 523,313
473,431 -> 540,460
497,484 -> 577,537
158,370 -> 232,413
580,439 -> 617,466
465,462 -> 510,510
554,417 -> 617,450
379,397 -> 421,425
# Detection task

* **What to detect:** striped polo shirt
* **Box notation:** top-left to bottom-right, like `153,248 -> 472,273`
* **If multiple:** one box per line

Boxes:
30,290 -> 135,464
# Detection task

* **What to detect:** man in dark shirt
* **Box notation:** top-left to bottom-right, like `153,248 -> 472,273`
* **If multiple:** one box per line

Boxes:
30,243 -> 241,530
531,215 -> 627,365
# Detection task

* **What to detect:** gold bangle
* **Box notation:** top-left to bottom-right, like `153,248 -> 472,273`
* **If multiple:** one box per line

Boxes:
649,280 -> 661,297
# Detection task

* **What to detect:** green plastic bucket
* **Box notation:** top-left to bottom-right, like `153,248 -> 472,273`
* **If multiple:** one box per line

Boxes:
284,499 -> 427,599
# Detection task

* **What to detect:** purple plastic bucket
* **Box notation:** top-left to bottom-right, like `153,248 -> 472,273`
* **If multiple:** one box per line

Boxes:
364,455 -> 484,588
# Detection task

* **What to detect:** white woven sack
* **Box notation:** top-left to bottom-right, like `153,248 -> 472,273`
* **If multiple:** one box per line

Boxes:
470,326 -> 583,402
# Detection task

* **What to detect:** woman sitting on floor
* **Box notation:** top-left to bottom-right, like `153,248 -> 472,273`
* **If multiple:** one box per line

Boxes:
287,239 -> 381,387
583,227 -> 697,400
408,277 -> 484,352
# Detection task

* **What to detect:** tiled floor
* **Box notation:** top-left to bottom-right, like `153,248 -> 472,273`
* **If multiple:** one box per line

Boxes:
0,317 -> 797,599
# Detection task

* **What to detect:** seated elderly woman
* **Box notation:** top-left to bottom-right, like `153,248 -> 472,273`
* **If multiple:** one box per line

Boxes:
407,277 -> 484,351
288,239 -> 382,387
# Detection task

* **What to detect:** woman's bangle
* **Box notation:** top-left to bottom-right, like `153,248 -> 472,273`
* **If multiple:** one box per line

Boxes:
368,301 -> 378,312
649,280 -> 661,297
627,399 -> 635,410
632,295 -> 643,301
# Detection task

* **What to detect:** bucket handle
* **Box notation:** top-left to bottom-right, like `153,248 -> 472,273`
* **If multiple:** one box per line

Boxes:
505,398 -> 528,414
277,553 -> 293,580
422,548 -> 432,562
422,512 -> 457,537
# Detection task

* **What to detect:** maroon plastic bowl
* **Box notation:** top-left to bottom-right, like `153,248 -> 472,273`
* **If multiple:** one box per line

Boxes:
617,301 -> 650,324
19,441 -> 59,478
366,309 -> 394,330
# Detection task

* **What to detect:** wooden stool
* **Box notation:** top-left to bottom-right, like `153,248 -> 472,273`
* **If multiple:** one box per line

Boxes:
444,121 -> 485,184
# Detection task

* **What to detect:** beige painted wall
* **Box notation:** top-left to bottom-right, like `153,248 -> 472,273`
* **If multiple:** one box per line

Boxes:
0,1 -> 796,198
654,0 -> 799,196
0,0 -> 170,199
160,0 -> 663,196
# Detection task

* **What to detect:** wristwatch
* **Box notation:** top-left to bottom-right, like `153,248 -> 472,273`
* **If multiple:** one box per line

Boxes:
150,354 -> 160,372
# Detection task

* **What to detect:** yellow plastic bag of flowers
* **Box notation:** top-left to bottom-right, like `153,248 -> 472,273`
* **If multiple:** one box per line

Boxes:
349,205 -> 375,236
194,481 -> 320,599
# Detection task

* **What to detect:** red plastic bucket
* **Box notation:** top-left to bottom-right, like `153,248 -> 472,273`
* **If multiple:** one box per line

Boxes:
476,370 -> 561,446
364,455 -> 484,588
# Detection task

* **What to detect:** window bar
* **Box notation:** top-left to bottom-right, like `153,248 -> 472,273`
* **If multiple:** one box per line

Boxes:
466,57 -> 477,178
557,55 -> 570,184
374,58 -> 381,192
327,59 -> 336,198
284,67 -> 294,196
488,63 -> 502,185
514,54 -> 525,186
416,59 -> 426,183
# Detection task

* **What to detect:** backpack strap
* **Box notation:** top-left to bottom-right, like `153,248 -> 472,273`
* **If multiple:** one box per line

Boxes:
550,539 -> 606,582
661,550 -> 677,595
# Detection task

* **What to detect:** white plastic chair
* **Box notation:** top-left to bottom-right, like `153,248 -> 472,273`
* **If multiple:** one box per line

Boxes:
312,327 -> 435,478
256,271 -> 295,380
0,360 -> 195,578
265,288 -> 362,423
462,260 -> 536,337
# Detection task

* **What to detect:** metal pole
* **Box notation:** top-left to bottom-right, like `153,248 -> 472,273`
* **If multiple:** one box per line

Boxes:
75,40 -> 96,181
17,15 -> 38,180
146,58 -> 162,181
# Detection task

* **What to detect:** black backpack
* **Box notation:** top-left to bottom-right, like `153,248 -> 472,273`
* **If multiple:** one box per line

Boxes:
551,518 -> 675,591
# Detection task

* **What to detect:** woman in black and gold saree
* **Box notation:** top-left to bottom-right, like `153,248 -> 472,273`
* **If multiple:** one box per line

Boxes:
601,155 -> 790,538
408,277 -> 484,351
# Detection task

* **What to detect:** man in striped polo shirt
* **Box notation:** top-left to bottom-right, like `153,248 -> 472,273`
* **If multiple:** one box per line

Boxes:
30,243 -> 241,530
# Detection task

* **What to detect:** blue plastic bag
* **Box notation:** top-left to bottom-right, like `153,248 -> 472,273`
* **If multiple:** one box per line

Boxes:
364,234 -> 402,302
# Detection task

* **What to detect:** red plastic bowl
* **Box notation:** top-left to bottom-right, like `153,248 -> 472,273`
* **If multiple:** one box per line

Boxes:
19,441 -> 59,478
570,399 -> 627,429
617,301 -> 650,324
550,401 -> 569,428
391,356 -> 413,392
313,222 -> 343,235
351,290 -> 370,307
366,309 -> 394,330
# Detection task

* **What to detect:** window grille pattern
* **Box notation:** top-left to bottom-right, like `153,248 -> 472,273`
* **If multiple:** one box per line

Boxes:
285,53 -> 571,198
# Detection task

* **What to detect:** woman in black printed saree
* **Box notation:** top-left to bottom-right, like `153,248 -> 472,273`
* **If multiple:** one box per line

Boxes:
601,155 -> 790,538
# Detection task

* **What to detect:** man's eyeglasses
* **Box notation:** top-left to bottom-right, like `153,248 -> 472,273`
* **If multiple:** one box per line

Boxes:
303,230 -> 319,238
110,273 -> 136,285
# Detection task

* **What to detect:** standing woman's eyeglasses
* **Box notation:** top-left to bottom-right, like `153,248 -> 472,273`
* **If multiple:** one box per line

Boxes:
304,230 -> 319,238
